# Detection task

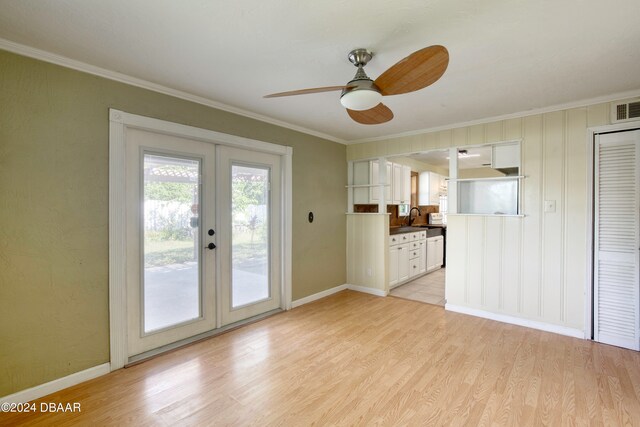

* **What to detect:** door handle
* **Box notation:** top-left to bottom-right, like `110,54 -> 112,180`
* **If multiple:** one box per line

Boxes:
206,243 -> 216,250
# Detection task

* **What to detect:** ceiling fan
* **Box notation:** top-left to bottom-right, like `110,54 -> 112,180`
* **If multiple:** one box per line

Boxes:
264,45 -> 449,125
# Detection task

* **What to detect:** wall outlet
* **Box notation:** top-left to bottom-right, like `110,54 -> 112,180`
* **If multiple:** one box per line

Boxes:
366,268 -> 372,277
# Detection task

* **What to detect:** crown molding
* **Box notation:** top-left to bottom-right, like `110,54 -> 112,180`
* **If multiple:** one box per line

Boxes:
0,38 -> 346,145
347,88 -> 640,145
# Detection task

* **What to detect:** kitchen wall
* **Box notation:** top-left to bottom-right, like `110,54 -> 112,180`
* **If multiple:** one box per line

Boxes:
0,50 -> 347,396
354,205 -> 438,227
347,102 -> 613,333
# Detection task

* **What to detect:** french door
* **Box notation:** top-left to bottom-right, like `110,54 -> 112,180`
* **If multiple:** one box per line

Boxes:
217,146 -> 281,325
593,129 -> 640,351
124,127 -> 282,358
125,128 -> 217,356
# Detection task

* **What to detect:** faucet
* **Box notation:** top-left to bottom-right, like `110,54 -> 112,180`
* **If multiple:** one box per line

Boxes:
407,207 -> 421,226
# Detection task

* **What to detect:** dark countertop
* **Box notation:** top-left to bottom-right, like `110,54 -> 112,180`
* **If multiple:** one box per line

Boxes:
389,225 -> 445,237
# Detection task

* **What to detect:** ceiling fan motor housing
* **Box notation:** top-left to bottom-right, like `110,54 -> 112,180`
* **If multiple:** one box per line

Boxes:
347,48 -> 373,67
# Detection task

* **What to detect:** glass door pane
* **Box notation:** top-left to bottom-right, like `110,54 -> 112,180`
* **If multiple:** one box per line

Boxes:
143,154 -> 201,332
231,164 -> 270,308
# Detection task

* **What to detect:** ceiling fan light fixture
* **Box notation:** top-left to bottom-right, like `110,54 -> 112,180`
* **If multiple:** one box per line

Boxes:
340,88 -> 382,111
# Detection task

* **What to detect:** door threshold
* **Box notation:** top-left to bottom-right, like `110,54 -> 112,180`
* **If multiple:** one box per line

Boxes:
125,308 -> 283,367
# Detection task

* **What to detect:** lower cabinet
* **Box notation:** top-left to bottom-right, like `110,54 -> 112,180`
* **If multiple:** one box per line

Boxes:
389,231 -> 427,288
389,243 -> 409,287
408,240 -> 421,279
426,235 -> 444,272
418,240 -> 427,275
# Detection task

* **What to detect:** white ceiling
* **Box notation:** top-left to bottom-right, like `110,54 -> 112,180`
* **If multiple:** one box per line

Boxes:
1,0 -> 639,143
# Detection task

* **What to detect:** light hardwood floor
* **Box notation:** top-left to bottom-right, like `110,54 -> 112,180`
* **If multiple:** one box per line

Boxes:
3,290 -> 640,426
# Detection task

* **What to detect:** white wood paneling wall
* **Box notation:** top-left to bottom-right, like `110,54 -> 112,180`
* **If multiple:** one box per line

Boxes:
346,214 -> 389,293
347,102 -> 611,332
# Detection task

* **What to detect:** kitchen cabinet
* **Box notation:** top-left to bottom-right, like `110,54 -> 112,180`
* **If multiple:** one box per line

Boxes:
492,142 -> 520,169
418,240 -> 427,274
409,241 -> 426,279
389,230 -> 427,288
392,164 -> 412,205
402,165 -> 411,204
353,160 -> 392,204
426,235 -> 444,272
353,160 -> 411,205
389,243 -> 410,287
418,172 -> 446,206
371,160 -> 392,204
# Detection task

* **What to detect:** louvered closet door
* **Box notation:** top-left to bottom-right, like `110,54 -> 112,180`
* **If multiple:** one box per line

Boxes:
594,130 -> 640,351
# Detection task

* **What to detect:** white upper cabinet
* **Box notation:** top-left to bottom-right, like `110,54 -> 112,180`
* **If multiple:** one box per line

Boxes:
392,164 -> 412,205
418,171 -> 444,206
392,163 -> 403,205
352,160 -> 391,204
402,165 -> 412,204
370,160 -> 392,204
352,161 -> 370,204
491,142 -> 520,169
353,160 -> 410,205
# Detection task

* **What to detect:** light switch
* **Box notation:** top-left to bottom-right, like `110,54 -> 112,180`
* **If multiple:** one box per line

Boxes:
544,200 -> 556,213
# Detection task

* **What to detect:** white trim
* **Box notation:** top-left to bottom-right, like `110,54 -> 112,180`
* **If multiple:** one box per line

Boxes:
109,109 -> 293,369
251,280 -> 387,310
283,147 -> 293,310
348,90 -> 640,145
291,285 -> 349,308
445,304 -> 585,339
346,284 -> 388,297
110,109 -> 289,155
0,38 -> 344,145
109,114 -> 127,371
585,120 -> 640,342
0,363 -> 110,404
586,128 -> 595,341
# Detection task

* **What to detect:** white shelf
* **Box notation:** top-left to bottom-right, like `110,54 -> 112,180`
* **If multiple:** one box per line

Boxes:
345,184 -> 390,188
447,213 -> 526,217
447,175 -> 525,183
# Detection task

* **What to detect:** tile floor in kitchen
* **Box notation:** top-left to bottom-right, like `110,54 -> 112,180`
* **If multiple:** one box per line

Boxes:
389,268 -> 445,306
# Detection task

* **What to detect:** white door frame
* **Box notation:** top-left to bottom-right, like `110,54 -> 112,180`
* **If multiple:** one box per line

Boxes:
109,109 -> 293,370
585,120 -> 640,340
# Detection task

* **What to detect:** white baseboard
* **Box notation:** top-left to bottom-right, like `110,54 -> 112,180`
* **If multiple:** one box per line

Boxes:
1,363 -> 111,404
291,284 -> 348,308
291,283 -> 388,308
346,284 -> 388,297
445,304 -> 585,339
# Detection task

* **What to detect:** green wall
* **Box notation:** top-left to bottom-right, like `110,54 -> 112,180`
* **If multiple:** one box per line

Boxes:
0,50 -> 347,396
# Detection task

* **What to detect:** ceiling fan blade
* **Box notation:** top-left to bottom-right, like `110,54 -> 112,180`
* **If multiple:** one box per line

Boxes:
264,85 -> 353,98
347,103 -> 394,125
374,45 -> 449,96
